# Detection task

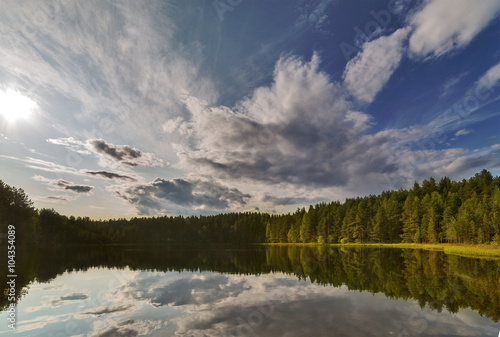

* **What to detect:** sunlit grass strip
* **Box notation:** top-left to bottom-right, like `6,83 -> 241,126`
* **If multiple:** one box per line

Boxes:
339,243 -> 500,258
258,242 -> 500,258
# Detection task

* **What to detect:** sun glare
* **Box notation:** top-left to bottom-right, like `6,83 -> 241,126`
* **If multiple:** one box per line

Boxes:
0,89 -> 37,123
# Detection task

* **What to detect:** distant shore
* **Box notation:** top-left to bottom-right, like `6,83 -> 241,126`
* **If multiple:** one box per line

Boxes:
259,242 -> 500,258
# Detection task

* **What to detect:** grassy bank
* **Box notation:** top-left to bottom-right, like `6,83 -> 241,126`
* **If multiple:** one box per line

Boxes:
259,242 -> 500,258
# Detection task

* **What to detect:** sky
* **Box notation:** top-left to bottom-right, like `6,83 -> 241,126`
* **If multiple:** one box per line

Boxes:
1,0 -> 500,219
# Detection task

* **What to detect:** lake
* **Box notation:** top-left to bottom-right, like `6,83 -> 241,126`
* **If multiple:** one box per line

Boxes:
1,245 -> 499,336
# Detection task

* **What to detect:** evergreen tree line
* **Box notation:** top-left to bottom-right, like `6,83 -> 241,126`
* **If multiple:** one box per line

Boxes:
266,169 -> 500,244
1,169 -> 500,246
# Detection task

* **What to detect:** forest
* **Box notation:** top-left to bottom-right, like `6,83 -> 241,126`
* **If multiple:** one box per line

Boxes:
1,169 -> 500,246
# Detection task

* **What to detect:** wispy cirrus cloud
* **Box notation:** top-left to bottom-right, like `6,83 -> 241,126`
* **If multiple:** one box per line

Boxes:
1,154 -> 139,183
46,137 -> 92,155
476,60 -> 500,92
0,1 -> 216,158
0,155 -> 80,175
31,195 -> 78,204
88,318 -> 166,337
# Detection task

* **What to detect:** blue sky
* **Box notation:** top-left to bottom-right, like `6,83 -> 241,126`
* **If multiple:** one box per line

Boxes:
1,0 -> 500,218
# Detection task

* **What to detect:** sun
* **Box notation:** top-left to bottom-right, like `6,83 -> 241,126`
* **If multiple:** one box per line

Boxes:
0,88 -> 38,123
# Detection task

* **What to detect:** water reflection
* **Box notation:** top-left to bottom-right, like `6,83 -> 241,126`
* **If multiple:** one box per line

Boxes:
1,245 -> 499,336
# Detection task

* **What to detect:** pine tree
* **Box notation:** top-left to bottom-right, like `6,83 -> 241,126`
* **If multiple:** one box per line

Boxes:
353,200 -> 370,243
476,194 -> 490,243
342,207 -> 356,243
329,203 -> 343,243
385,196 -> 402,242
401,196 -> 420,243
455,195 -> 479,243
287,217 -> 301,243
317,216 -> 329,244
426,192 -> 443,243
371,206 -> 386,243
442,192 -> 460,243
300,211 -> 312,243
420,194 -> 431,242
490,186 -> 500,243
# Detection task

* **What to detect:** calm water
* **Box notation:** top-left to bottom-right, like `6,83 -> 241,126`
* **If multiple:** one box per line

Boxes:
1,245 -> 499,336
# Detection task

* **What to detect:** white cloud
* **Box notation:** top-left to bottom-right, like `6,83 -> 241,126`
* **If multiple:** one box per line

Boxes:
343,27 -> 410,104
476,60 -> 500,91
110,177 -> 250,215
409,0 -> 500,58
181,53 -> 388,190
170,53 -> 500,208
454,129 -> 473,137
295,0 -> 338,35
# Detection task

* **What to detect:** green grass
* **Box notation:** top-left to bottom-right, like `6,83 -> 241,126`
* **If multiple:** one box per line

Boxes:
259,242 -> 500,258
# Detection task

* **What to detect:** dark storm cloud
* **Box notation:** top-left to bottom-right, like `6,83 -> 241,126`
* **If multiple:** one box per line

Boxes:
87,139 -> 164,167
60,293 -> 88,301
86,170 -> 137,182
63,184 -> 93,193
33,175 -> 93,194
47,196 -> 69,201
90,139 -> 142,161
55,179 -> 93,193
112,177 -> 250,214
